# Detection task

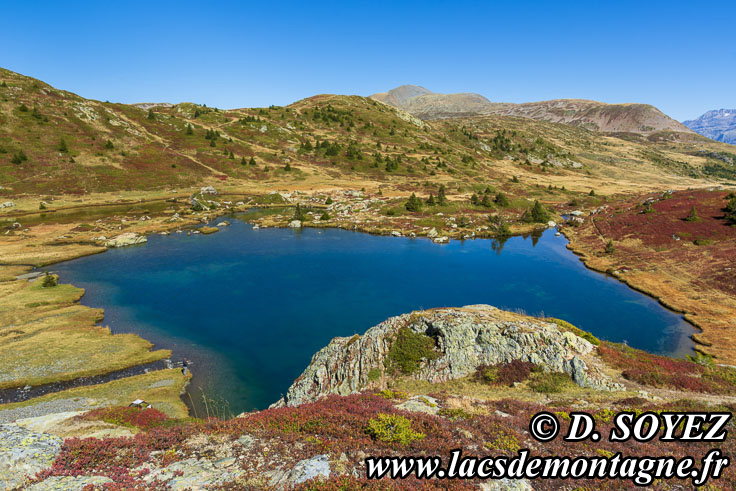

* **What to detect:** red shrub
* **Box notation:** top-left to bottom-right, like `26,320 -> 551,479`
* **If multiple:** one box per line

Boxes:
82,406 -> 170,430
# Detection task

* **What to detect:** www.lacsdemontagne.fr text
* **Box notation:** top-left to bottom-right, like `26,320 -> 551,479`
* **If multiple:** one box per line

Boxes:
366,449 -> 729,486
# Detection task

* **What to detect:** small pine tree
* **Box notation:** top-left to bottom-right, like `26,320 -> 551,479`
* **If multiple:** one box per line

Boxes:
0,81 -> 7,88
39,202 -> 46,210
320,211 -> 330,220
523,200 -> 550,223
241,156 -> 246,166
293,204 -> 307,221
249,156 -> 256,166
186,123 -> 194,135
209,139 -> 216,147
724,193 -> 736,225
684,205 -> 700,222
11,150 -> 27,164
104,140 -> 114,150
512,176 -> 519,183
605,240 -> 615,254
229,151 -> 235,159
589,189 -> 596,196
284,163 -> 292,171
325,197 -> 334,205
147,109 -> 155,120
426,193 -> 436,206
405,193 -> 423,212
470,193 -> 480,205
42,272 -> 57,288
481,194 -> 493,208
494,192 -> 510,207
58,137 -> 68,153
437,185 -> 447,206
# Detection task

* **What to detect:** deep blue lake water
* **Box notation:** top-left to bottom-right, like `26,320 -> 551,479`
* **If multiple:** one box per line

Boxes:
52,214 -> 695,413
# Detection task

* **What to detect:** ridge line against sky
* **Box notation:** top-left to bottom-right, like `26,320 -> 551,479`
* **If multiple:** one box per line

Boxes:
1,0 -> 734,121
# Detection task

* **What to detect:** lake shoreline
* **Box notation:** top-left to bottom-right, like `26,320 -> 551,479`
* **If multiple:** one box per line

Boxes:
0,190 -> 704,417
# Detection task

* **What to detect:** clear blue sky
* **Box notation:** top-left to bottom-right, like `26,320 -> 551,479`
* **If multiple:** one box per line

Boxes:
1,1 -> 733,121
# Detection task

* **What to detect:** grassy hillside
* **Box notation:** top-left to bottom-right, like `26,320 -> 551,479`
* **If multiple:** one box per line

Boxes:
1,67 -> 735,199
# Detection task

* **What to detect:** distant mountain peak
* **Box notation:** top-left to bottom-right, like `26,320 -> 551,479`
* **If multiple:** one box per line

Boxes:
371,84 -> 692,136
370,85 -> 495,120
683,109 -> 736,144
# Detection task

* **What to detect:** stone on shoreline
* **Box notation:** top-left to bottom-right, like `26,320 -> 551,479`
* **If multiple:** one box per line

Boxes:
104,233 -> 147,248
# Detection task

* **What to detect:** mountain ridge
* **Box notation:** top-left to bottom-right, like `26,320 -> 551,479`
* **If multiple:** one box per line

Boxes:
683,109 -> 736,145
370,85 -> 694,136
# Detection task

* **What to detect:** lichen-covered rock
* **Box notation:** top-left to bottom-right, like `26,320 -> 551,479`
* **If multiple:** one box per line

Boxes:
0,424 -> 62,490
132,457 -> 245,489
27,476 -> 113,490
268,454 -> 331,487
396,395 -> 441,415
277,305 -> 621,407
104,232 -> 147,248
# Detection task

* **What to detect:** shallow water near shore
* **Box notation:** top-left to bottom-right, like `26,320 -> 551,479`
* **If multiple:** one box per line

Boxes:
52,213 -> 695,414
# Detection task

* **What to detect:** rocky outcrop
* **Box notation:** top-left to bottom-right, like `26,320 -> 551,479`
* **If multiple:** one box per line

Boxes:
104,232 -> 147,248
0,424 -> 62,490
277,305 -> 621,407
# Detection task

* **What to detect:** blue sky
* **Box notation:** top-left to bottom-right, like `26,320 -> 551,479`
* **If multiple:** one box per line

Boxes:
1,1 -> 733,121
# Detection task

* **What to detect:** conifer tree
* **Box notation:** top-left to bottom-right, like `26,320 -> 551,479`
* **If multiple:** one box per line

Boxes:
437,185 -> 447,206
684,205 -> 700,222
405,193 -> 423,212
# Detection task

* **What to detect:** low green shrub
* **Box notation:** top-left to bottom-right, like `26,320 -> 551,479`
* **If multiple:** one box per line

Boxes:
528,372 -> 573,394
546,318 -> 600,346
386,327 -> 438,375
365,414 -> 425,445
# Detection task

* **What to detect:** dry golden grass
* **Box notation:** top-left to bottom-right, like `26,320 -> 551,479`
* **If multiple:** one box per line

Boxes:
0,277 -> 169,389
0,369 -> 190,419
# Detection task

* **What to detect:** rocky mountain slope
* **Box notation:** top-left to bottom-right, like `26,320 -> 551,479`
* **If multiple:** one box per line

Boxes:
371,85 -> 695,136
684,109 -> 736,144
489,99 -> 693,135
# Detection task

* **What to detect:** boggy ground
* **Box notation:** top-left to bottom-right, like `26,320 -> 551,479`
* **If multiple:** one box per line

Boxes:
565,188 -> 736,363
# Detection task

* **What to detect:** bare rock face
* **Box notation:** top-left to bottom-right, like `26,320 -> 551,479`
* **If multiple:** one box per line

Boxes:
276,305 -> 621,407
